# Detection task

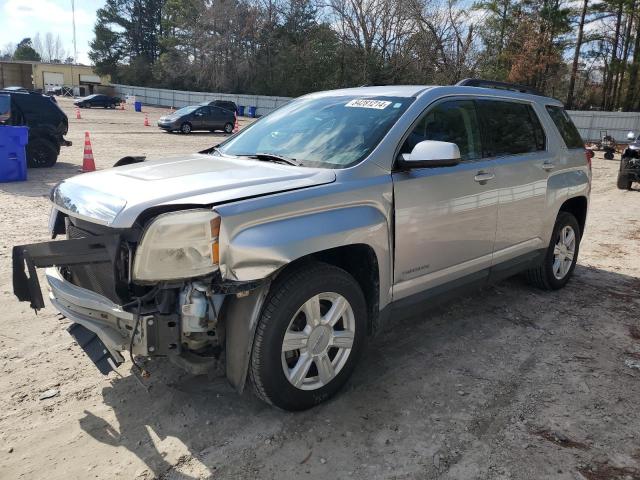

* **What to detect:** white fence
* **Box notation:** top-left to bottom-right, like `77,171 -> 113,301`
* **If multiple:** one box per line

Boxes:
112,85 -> 640,140
567,110 -> 640,143
112,84 -> 291,117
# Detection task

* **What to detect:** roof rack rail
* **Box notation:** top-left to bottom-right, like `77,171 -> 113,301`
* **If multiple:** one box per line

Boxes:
455,78 -> 543,96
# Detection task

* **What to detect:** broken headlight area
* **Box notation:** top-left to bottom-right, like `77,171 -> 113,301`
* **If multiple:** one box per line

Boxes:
12,208 -> 257,377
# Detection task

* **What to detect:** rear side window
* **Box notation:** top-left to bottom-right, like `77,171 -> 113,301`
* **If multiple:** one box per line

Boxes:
545,105 -> 584,149
477,100 -> 546,156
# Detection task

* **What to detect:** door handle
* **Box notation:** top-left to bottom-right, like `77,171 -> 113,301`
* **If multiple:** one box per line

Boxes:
542,162 -> 555,171
474,171 -> 495,184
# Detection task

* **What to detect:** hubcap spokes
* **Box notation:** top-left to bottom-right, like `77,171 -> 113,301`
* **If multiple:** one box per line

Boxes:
281,293 -> 355,391
552,225 -> 576,279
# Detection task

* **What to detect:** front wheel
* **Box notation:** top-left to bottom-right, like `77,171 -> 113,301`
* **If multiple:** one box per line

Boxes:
224,122 -> 234,134
604,151 -> 615,160
526,212 -> 580,290
180,122 -> 192,134
250,262 -> 367,411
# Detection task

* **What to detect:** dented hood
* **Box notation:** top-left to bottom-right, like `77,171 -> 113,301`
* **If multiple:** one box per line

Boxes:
51,153 -> 336,228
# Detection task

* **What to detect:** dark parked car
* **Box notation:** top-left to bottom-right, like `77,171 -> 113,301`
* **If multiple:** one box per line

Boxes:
74,94 -> 119,109
157,105 -> 235,134
201,99 -> 238,113
0,89 -> 71,167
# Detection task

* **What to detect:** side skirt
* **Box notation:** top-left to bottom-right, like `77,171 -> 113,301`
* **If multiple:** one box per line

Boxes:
380,249 -> 545,327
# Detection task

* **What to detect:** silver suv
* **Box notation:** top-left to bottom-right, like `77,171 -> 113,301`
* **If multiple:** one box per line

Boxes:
13,79 -> 591,410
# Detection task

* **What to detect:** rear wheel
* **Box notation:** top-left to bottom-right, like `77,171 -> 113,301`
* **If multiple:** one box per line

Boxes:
26,138 -> 58,168
604,151 -> 615,160
617,157 -> 633,190
180,122 -> 192,134
250,262 -> 367,411
224,122 -> 234,134
526,212 -> 580,290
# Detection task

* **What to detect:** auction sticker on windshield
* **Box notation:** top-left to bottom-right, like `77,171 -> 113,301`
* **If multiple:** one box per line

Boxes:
345,99 -> 392,109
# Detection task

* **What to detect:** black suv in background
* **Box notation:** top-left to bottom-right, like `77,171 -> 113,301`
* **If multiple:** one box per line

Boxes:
157,104 -> 235,134
74,94 -> 120,109
0,89 -> 71,167
202,100 -> 237,113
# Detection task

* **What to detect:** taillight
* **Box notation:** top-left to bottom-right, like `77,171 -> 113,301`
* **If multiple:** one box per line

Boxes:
585,149 -> 593,171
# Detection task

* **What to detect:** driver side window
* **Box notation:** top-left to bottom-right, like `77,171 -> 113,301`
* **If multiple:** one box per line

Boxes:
400,100 -> 482,161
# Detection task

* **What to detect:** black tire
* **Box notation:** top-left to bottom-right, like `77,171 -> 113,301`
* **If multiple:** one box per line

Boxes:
180,122 -> 192,134
224,122 -> 234,134
26,138 -> 58,168
617,157 -> 633,190
604,151 -> 615,160
526,211 -> 581,290
250,262 -> 367,411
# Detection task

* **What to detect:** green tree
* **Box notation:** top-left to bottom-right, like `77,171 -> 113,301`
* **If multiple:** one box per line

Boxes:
13,38 -> 41,61
89,0 -> 166,84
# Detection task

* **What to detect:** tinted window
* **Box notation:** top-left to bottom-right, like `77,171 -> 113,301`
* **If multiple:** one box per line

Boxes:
477,100 -> 545,156
218,102 -> 236,111
545,105 -> 584,149
401,100 -> 482,161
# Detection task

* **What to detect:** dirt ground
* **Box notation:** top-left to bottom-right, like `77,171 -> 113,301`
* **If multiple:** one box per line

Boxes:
1,97 -> 639,480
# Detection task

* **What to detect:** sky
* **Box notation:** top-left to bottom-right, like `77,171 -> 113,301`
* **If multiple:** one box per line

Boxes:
0,0 -> 105,64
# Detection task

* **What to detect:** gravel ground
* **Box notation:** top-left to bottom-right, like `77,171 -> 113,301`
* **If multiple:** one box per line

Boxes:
1,97 -> 639,480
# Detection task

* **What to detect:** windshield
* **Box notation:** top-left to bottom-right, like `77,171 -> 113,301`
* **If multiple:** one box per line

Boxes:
174,106 -> 198,115
218,95 -> 413,168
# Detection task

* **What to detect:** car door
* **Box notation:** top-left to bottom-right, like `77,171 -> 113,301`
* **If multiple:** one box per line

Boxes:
392,99 -> 499,300
209,106 -> 228,130
193,107 -> 208,129
475,100 -> 550,266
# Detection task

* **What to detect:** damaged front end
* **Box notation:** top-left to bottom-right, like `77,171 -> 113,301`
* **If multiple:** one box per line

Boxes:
13,204 -> 269,391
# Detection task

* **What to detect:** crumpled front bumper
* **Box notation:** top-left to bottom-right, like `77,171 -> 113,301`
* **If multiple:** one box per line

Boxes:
46,267 -> 136,364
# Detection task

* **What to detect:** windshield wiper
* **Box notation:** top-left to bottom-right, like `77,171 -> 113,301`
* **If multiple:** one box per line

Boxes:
248,152 -> 302,166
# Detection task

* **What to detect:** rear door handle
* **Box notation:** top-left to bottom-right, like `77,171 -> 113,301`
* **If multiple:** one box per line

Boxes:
474,171 -> 495,184
542,162 -> 555,171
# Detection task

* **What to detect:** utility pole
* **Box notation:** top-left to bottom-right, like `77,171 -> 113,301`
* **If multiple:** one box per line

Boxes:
71,0 -> 77,95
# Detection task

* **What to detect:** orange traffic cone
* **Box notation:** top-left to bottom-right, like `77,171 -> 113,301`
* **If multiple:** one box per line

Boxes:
233,112 -> 239,133
80,131 -> 96,173
144,113 -> 150,127
75,108 -> 81,120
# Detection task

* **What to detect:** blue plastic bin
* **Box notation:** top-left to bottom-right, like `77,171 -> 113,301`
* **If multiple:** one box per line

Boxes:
0,126 -> 28,182
134,101 -> 142,112
248,106 -> 257,118
237,105 -> 245,116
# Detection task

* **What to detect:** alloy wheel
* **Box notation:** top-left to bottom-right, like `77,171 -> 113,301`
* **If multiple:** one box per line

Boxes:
552,225 -> 576,280
281,292 -> 355,391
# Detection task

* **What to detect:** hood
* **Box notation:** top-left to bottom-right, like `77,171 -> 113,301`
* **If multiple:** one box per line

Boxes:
52,153 -> 336,228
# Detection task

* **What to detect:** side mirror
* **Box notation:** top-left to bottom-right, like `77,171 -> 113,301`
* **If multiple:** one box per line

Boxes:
0,94 -> 11,123
398,140 -> 461,169
628,131 -> 636,141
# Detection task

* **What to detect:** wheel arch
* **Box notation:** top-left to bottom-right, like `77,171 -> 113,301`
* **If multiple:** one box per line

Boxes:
275,244 -> 381,335
559,195 -> 588,237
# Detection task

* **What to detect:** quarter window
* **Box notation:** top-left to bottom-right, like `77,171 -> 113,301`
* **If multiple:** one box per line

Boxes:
545,105 -> 584,149
400,100 -> 482,161
477,100 -> 546,156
